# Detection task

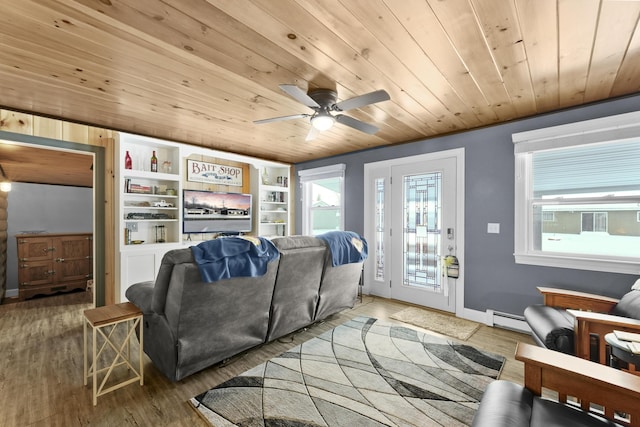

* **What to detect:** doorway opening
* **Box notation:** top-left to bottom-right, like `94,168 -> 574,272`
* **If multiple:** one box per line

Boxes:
0,131 -> 105,306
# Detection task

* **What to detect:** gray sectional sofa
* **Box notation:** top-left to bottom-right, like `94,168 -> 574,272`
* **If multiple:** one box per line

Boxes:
125,234 -> 365,381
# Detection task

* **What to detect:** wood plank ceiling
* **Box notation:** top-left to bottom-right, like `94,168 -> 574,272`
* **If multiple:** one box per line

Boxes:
0,0 -> 639,187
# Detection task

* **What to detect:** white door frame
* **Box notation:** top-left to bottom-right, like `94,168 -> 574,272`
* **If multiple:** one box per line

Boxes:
363,148 -> 465,316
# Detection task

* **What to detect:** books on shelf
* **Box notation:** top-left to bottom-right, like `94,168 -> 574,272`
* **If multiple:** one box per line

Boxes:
124,179 -> 152,194
629,341 -> 640,354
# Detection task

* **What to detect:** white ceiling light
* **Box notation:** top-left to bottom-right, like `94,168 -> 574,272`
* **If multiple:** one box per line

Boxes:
310,113 -> 335,131
0,165 -> 10,192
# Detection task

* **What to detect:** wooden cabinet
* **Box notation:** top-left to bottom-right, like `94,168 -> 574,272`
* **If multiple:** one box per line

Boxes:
17,233 -> 92,300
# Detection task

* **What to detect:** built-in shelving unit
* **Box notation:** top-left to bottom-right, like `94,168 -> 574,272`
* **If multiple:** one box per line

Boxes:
118,138 -> 181,247
116,134 -> 183,301
253,165 -> 291,237
116,134 -> 292,302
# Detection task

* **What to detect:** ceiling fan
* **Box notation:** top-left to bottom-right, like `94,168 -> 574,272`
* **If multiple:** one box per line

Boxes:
254,84 -> 390,141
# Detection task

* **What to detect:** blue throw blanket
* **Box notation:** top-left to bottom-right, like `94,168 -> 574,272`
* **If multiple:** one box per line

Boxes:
190,236 -> 280,283
317,231 -> 368,267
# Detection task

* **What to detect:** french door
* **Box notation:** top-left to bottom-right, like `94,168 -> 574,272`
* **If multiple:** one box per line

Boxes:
364,150 -> 462,313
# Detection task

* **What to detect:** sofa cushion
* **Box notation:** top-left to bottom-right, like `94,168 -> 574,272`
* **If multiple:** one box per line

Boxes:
152,248 -> 195,313
267,236 -> 326,341
270,235 -> 324,250
611,290 -> 640,320
531,397 -> 620,427
524,305 -> 575,354
473,380 -> 621,427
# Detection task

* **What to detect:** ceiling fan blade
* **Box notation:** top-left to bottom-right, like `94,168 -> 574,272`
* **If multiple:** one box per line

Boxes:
334,89 -> 390,112
335,114 -> 380,134
305,126 -> 320,141
253,113 -> 309,125
279,84 -> 320,109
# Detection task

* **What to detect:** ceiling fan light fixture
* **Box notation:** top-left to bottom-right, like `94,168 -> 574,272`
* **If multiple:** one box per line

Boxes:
311,113 -> 335,131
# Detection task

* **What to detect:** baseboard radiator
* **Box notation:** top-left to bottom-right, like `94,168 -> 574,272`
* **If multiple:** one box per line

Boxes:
486,309 -> 530,333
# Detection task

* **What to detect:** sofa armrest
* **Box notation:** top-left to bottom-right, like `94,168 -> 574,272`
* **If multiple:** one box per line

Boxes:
567,309 -> 640,364
471,380 -> 534,427
124,280 -> 155,314
537,286 -> 619,312
515,342 -> 640,426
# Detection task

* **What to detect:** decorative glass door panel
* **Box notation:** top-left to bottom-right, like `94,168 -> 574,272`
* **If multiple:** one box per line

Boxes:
375,177 -> 385,281
402,172 -> 442,292
389,156 -> 457,312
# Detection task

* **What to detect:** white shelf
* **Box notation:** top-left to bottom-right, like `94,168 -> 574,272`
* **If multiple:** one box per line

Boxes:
123,170 -> 179,181
124,209 -> 177,212
262,184 -> 289,192
122,192 -> 178,199
124,219 -> 178,222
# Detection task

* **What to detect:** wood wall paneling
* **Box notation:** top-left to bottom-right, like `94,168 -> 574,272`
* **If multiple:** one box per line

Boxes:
0,108 -> 115,305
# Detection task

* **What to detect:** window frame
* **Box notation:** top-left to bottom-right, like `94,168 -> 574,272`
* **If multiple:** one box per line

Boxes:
298,163 -> 345,236
513,111 -> 640,274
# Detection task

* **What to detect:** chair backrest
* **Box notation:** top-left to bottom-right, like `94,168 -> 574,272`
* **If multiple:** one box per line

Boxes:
612,289 -> 640,320
266,236 -> 326,341
151,248 -> 194,314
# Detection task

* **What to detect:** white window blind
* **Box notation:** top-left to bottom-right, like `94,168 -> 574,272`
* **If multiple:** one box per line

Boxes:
532,140 -> 640,197
298,164 -> 345,182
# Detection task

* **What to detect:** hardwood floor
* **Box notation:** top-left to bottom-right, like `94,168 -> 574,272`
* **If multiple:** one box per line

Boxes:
0,291 -> 533,426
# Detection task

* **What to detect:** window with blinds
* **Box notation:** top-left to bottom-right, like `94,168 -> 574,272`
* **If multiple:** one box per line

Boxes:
513,112 -> 640,274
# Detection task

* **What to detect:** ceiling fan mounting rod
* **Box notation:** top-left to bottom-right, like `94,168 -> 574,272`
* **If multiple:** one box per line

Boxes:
308,89 -> 338,110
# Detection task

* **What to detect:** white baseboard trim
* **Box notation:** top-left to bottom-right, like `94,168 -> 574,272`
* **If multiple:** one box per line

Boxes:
362,292 -> 532,335
460,307 -> 531,334
4,288 -> 18,298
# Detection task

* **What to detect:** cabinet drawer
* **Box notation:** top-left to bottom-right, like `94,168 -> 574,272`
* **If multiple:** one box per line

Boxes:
17,237 -> 55,261
57,258 -> 92,282
19,260 -> 55,287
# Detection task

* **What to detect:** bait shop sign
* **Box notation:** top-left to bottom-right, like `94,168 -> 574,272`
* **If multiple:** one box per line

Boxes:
187,160 -> 243,187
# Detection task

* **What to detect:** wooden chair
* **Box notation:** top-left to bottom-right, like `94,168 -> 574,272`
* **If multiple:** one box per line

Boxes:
537,286 -> 640,371
516,342 -> 640,426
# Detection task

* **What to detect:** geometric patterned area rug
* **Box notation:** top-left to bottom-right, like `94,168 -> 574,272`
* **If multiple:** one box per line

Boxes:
189,316 -> 505,426
390,307 -> 481,341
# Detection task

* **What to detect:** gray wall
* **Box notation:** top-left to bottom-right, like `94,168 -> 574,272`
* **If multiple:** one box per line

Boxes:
294,94 -> 640,316
6,183 -> 93,295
